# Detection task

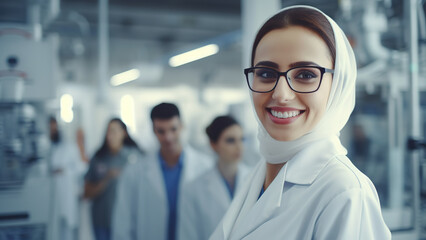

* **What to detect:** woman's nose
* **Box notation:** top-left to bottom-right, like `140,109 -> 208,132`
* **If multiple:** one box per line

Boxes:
237,141 -> 243,152
271,76 -> 295,102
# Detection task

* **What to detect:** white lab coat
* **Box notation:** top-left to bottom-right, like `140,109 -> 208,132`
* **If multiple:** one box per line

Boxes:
210,140 -> 391,240
112,146 -> 213,240
50,141 -> 86,239
177,164 -> 250,240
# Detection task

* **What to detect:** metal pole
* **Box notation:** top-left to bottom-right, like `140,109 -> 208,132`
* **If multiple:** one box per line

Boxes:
407,0 -> 421,238
388,78 -> 405,209
98,0 -> 108,103
241,0 -> 280,69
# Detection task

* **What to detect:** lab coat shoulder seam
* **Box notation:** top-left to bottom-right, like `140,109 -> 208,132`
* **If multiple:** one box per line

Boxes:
332,155 -> 363,188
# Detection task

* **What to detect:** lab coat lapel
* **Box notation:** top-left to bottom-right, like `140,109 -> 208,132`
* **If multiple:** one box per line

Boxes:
145,152 -> 168,209
179,147 -> 192,185
231,163 -> 288,240
220,161 -> 264,239
235,164 -> 248,194
209,167 -> 232,205
178,147 -> 203,214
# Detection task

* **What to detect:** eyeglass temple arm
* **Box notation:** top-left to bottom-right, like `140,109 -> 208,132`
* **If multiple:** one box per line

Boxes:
324,68 -> 334,73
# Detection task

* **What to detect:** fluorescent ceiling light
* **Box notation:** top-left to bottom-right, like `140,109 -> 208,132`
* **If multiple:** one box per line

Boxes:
169,44 -> 219,67
120,94 -> 136,134
60,94 -> 74,123
111,68 -> 140,86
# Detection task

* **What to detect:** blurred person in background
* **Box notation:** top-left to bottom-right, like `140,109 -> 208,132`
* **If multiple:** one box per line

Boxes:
178,115 -> 250,240
49,116 -> 87,240
84,118 -> 142,240
76,127 -> 90,164
349,124 -> 370,173
112,102 -> 213,240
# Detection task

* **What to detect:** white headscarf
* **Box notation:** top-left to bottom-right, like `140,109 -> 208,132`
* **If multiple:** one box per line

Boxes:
255,5 -> 357,164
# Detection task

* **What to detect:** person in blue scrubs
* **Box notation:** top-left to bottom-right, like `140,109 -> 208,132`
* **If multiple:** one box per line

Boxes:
153,103 -> 185,240
112,103 -> 213,240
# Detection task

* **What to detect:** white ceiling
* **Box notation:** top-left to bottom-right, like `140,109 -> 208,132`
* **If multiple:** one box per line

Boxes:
1,0 -> 420,89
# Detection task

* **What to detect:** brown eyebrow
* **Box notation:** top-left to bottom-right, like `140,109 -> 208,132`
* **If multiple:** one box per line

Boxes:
254,61 -> 320,69
254,61 -> 278,68
289,61 -> 320,68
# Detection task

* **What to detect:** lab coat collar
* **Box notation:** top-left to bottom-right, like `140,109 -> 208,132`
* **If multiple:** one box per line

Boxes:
209,167 -> 233,203
144,151 -> 168,206
147,146 -> 188,182
179,146 -> 204,183
143,146 -> 195,213
158,150 -> 184,170
218,137 -> 346,239
228,161 -> 286,240
285,135 -> 346,185
235,164 -> 248,195
210,163 -> 247,202
221,160 -> 262,239
226,136 -> 341,239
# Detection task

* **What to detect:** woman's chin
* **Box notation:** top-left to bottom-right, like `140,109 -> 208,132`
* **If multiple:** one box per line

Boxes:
268,130 -> 300,142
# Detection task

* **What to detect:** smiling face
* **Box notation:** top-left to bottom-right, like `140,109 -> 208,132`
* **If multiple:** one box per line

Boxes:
252,26 -> 333,141
211,124 -> 244,164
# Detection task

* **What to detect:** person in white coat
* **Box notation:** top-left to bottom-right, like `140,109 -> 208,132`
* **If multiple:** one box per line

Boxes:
112,102 -> 213,240
178,115 -> 250,240
49,117 -> 86,240
210,6 -> 391,240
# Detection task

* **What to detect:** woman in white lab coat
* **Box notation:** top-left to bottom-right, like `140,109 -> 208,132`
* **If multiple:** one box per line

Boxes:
210,6 -> 391,240
178,116 -> 249,240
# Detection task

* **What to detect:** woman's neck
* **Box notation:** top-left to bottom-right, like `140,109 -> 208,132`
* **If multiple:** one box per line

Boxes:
218,160 -> 238,187
264,162 -> 285,190
109,144 -> 123,155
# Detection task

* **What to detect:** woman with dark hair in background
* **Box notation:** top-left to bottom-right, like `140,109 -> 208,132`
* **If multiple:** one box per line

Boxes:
210,6 -> 390,240
178,115 -> 249,240
84,118 -> 142,240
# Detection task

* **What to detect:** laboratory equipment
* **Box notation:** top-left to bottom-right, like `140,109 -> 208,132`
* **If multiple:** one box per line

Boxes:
0,25 -> 57,240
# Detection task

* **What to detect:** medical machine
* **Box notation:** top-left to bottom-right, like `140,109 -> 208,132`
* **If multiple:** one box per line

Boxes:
0,25 -> 56,240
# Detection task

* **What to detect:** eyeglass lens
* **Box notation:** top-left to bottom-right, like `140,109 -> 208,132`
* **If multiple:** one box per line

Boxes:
247,67 -> 322,93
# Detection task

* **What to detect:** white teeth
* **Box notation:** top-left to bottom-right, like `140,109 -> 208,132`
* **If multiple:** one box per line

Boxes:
283,112 -> 289,118
271,110 -> 301,119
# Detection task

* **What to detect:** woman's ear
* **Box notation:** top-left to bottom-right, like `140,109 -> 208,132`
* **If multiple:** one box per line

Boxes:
210,140 -> 219,153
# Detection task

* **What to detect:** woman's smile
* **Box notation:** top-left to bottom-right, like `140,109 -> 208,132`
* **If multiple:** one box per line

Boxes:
267,107 -> 305,124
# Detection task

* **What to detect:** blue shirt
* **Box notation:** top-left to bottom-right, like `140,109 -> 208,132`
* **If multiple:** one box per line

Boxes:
159,152 -> 184,240
258,186 -> 265,200
221,174 -> 236,199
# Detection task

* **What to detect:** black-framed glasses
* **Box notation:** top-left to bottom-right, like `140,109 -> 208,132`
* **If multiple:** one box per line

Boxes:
244,66 -> 334,93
